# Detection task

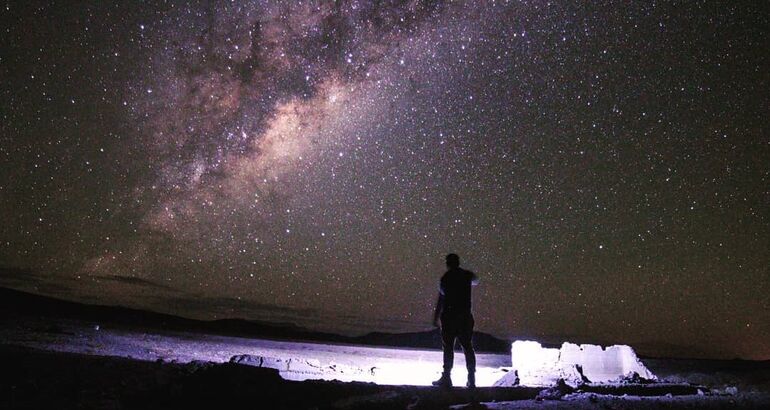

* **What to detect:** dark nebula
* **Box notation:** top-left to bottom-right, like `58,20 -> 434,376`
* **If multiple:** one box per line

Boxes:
1,1 -> 768,359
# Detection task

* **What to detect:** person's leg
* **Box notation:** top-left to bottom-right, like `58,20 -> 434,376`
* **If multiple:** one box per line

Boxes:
441,321 -> 456,374
457,314 -> 476,386
433,316 -> 456,386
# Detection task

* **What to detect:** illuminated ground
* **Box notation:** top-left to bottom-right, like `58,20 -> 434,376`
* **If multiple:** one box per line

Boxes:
0,315 -> 508,386
2,316 -> 769,409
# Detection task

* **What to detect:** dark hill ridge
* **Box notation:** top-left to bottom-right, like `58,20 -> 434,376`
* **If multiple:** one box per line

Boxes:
0,286 -> 511,353
356,329 -> 510,353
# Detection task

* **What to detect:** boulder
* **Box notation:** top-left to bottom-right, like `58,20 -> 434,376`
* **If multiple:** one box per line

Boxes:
497,340 -> 657,387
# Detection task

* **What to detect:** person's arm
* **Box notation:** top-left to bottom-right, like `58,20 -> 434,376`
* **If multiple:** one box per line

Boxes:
471,272 -> 479,286
433,293 -> 444,327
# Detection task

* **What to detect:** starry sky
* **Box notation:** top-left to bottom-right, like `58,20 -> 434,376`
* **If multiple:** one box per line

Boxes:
1,1 -> 768,360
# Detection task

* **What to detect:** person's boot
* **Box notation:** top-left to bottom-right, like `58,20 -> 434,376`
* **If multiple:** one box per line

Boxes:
466,372 -> 476,388
432,372 -> 452,388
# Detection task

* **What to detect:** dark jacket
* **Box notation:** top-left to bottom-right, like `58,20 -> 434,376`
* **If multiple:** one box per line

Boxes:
438,267 -> 479,315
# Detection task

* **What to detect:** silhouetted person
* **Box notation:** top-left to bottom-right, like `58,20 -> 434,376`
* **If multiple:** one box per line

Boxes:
432,253 -> 479,388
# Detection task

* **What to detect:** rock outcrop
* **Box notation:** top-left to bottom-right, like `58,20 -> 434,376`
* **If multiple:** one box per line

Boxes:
495,340 -> 657,387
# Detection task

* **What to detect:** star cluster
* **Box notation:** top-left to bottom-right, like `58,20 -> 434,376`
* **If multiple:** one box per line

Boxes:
1,1 -> 768,359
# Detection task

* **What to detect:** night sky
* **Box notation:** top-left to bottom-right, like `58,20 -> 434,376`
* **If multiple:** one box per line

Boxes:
1,1 -> 768,360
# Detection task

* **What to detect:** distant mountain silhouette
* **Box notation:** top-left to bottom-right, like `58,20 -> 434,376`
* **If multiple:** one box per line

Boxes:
355,329 -> 510,353
0,286 -> 510,353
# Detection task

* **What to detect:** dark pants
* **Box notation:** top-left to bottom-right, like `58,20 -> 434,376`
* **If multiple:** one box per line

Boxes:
440,312 -> 476,374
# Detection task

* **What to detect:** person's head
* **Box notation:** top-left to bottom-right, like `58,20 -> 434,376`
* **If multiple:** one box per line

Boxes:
445,253 -> 460,269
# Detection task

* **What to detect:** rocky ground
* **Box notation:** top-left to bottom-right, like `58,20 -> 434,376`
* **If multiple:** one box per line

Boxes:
1,295 -> 768,409
3,344 -> 768,409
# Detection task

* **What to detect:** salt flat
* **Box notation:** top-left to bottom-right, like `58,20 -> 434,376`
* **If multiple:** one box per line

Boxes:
0,316 -> 509,386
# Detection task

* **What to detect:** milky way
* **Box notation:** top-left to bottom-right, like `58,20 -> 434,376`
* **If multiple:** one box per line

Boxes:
1,1 -> 768,359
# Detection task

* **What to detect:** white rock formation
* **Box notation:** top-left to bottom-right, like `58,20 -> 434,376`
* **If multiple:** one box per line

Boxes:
498,340 -> 657,387
559,342 -> 655,383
